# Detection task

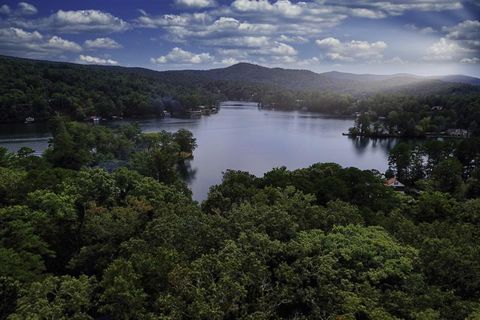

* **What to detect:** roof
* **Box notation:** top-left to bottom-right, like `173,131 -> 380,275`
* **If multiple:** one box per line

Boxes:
384,177 -> 405,188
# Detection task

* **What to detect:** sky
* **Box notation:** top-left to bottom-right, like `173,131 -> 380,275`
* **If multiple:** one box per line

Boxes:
0,0 -> 479,76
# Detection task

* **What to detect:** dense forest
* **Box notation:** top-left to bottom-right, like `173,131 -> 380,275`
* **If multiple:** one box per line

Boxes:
1,121 -> 480,319
348,92 -> 480,137
1,55 -> 479,124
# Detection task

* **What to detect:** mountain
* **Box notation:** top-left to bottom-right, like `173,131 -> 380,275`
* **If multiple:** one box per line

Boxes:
432,75 -> 480,85
1,55 -> 479,123
198,62 -> 480,94
1,55 -> 478,95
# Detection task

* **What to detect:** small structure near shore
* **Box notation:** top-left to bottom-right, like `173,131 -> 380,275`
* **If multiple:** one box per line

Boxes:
446,129 -> 470,138
384,177 -> 405,190
24,116 -> 35,124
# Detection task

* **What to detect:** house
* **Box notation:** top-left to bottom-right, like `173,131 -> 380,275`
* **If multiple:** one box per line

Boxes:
446,128 -> 470,138
24,116 -> 35,124
90,116 -> 101,123
384,177 -> 405,189
187,110 -> 202,119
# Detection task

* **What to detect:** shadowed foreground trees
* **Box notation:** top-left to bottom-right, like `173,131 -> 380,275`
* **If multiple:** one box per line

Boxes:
1,125 -> 480,319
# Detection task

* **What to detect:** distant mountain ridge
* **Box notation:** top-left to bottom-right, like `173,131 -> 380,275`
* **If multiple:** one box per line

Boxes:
195,62 -> 480,93
1,55 -> 479,95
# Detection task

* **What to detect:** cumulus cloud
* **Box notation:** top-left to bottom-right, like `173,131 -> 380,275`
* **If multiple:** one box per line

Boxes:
0,2 -> 37,16
151,47 -> 213,64
316,37 -> 387,62
461,57 -> 479,64
78,54 -> 118,65
405,24 -> 436,34
264,42 -> 297,55
422,20 -> 479,63
0,27 -> 42,42
443,20 -> 480,51
18,9 -> 129,33
136,12 -> 211,29
0,27 -> 82,57
278,34 -> 308,43
323,0 -> 463,16
174,0 -> 216,8
17,2 -> 37,15
424,37 -> 472,61
84,37 -> 122,49
219,57 -> 239,65
232,0 -> 303,17
46,35 -> 82,51
0,4 -> 10,15
136,1 -> 344,44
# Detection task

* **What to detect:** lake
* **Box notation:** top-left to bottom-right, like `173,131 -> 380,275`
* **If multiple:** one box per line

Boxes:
0,102 -> 399,201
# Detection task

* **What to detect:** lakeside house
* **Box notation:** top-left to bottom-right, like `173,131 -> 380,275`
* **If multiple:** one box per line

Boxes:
24,116 -> 35,124
384,177 -> 405,190
89,116 -> 101,123
446,128 -> 470,138
187,110 -> 202,119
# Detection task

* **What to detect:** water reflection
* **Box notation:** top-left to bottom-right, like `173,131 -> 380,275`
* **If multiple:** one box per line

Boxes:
177,160 -> 197,183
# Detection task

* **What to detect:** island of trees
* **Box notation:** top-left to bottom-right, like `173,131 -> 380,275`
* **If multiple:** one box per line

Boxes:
1,120 -> 480,319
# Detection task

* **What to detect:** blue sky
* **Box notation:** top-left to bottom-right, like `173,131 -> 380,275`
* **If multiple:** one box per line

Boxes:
0,0 -> 479,76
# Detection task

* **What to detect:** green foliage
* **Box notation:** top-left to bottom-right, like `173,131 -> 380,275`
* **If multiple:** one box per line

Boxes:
349,92 -> 480,137
9,275 -> 96,320
387,139 -> 480,199
0,124 -> 480,319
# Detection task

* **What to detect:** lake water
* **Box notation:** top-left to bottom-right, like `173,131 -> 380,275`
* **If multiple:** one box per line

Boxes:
0,102 -> 399,201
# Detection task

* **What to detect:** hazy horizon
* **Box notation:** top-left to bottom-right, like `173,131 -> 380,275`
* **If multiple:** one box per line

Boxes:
4,54 -> 480,79
0,0 -> 479,76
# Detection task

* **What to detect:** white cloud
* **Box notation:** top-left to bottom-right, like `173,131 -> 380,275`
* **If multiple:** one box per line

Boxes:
316,37 -> 387,62
234,36 -> 270,47
151,47 -> 213,64
46,36 -> 82,51
0,27 -> 82,57
136,12 -> 211,29
316,37 -> 341,48
22,10 -> 129,33
84,37 -> 122,49
443,20 -> 480,51
0,4 -> 10,15
17,2 -> 37,15
323,0 -> 463,16
174,0 -> 216,8
279,34 -> 308,43
267,42 -> 297,55
424,37 -> 471,61
232,0 -> 303,17
0,27 -> 42,42
215,48 -> 248,60
78,54 -> 118,65
220,57 -> 239,65
348,8 -> 386,19
461,57 -> 479,64
405,24 -> 436,34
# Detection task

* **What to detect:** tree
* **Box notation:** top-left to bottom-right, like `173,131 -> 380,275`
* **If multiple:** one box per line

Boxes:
173,129 -> 197,155
431,158 -> 464,195
355,113 -> 371,134
9,275 -> 96,320
99,259 -> 147,319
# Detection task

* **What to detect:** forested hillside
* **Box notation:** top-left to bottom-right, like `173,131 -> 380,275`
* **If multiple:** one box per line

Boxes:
1,55 -> 479,124
1,121 -> 480,319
